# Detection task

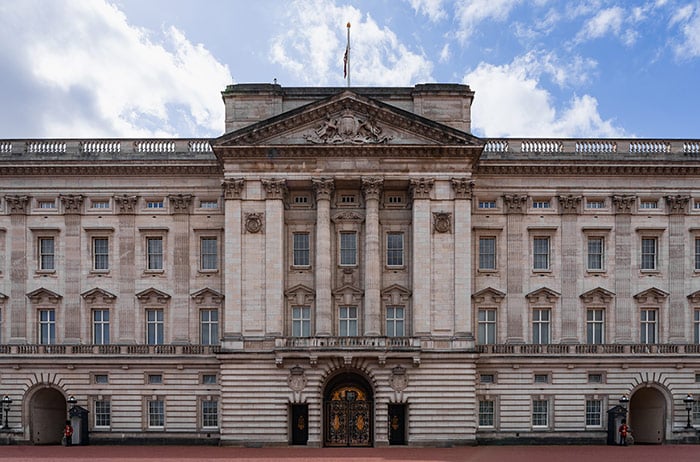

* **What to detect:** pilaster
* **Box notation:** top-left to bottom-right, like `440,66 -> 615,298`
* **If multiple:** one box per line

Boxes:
410,178 -> 434,336
168,194 -> 193,343
503,194 -> 527,343
114,195 -> 138,343
222,179 -> 244,344
5,196 -> 28,343
362,177 -> 383,336
60,194 -> 83,343
262,179 -> 287,336
558,195 -> 582,343
612,194 -> 636,343
452,178 -> 473,337
312,178 -> 334,336
666,195 -> 690,342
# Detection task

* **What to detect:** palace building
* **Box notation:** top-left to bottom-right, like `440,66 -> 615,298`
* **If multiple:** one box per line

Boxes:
0,83 -> 699,446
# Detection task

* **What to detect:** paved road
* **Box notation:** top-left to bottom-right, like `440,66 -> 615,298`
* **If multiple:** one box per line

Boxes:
1,445 -> 699,462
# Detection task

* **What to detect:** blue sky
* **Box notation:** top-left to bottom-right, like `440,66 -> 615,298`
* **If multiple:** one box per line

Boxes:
1,0 -> 699,139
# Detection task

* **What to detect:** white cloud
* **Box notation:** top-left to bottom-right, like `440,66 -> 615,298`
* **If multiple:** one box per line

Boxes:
464,55 -> 624,138
672,4 -> 700,58
439,43 -> 451,63
407,0 -> 447,22
454,0 -> 522,43
574,5 -> 645,46
0,0 -> 232,137
269,0 -> 433,86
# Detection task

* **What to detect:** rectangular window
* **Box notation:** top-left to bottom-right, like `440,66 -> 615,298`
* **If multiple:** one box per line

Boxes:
199,200 -> 218,209
477,309 -> 496,345
93,309 -> 110,345
478,400 -> 495,427
641,237 -> 657,270
292,306 -> 311,337
338,306 -> 358,336
293,195 -> 309,205
387,195 -> 403,205
586,199 -> 605,209
340,194 -> 356,204
148,374 -> 163,384
339,232 -> 357,266
640,200 -> 658,209
39,237 -> 55,270
147,237 -> 163,270
94,374 -> 109,384
146,200 -> 164,209
532,200 -> 550,209
386,306 -> 405,337
94,399 -> 111,428
534,374 -> 549,384
588,373 -> 603,384
695,238 -> 700,271
91,200 -> 110,209
533,237 -> 550,270
39,309 -> 55,344
480,374 -> 495,384
146,309 -> 164,345
479,237 -> 496,270
202,374 -> 217,385
586,309 -> 605,344
694,401 -> 700,425
148,399 -> 164,428
640,309 -> 657,344
532,309 -> 550,344
202,399 -> 218,428
386,233 -> 404,267
200,237 -> 218,271
478,200 -> 496,209
200,309 -> 219,345
585,399 -> 602,427
38,200 -> 56,209
93,237 -> 109,271
587,237 -> 604,271
293,233 -> 310,267
695,309 -> 700,344
532,399 -> 548,427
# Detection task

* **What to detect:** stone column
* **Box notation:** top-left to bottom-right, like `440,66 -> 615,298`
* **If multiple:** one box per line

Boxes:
361,177 -> 383,336
410,178 -> 434,336
114,195 -> 138,343
60,195 -> 83,344
312,178 -> 334,336
503,194 -> 527,343
262,179 -> 287,337
558,195 -> 582,343
665,195 -> 689,342
6,196 -> 28,343
452,178 -> 474,337
168,193 -> 193,344
612,195 -> 636,343
222,179 -> 245,345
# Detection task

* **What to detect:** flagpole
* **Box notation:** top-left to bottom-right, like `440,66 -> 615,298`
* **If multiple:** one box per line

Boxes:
346,22 -> 351,87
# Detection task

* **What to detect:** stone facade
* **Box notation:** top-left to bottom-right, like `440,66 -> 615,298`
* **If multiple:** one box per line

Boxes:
0,84 -> 699,446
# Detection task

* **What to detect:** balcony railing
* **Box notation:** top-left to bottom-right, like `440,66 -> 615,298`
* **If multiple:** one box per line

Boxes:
275,336 -> 421,349
0,138 -> 212,156
476,343 -> 700,355
482,138 -> 700,155
0,344 -> 220,355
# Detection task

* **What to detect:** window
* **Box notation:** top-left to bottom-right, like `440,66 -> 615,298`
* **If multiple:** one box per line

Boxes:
148,374 -> 163,384
91,200 -> 110,209
532,399 -> 548,427
338,306 -> 358,336
93,309 -> 110,345
640,309 -> 657,344
479,374 -> 495,384
695,238 -> 700,271
94,374 -> 109,384
293,233 -> 310,267
147,237 -> 163,270
202,374 -> 217,385
533,237 -> 550,270
479,237 -> 496,270
586,309 -> 605,344
585,399 -> 602,427
200,309 -> 219,345
340,194 -> 356,204
93,237 -> 109,271
146,309 -> 164,345
478,200 -> 496,209
587,237 -> 604,271
38,200 -> 55,209
386,195 -> 403,205
147,399 -> 165,428
202,399 -> 218,428
199,200 -> 218,209
39,237 -> 55,270
39,309 -> 55,344
532,309 -> 550,344
386,306 -> 405,337
693,401 -> 700,426
477,309 -> 496,345
293,195 -> 309,205
587,373 -> 603,384
532,200 -> 550,209
586,199 -> 605,209
695,309 -> 700,344
640,200 -> 658,209
94,399 -> 111,428
641,237 -> 657,270
200,237 -> 218,271
386,233 -> 404,267
534,374 -> 549,384
339,232 -> 357,266
146,200 -> 164,209
0,309 -> 2,344
292,306 -> 311,337
478,399 -> 495,427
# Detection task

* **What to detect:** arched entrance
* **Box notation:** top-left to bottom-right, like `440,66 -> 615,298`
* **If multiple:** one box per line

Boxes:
629,387 -> 666,444
324,372 -> 373,447
29,387 -> 66,444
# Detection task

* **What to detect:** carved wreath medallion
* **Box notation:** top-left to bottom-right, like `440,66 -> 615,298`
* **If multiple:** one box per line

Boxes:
245,212 -> 264,233
433,212 -> 452,234
288,366 -> 307,392
389,365 -> 408,392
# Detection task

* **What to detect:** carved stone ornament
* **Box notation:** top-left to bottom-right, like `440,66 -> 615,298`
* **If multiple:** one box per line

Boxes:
557,195 -> 582,214
114,195 -> 138,214
361,177 -> 383,201
502,194 -> 528,213
60,194 -> 84,214
665,195 -> 690,214
451,178 -> 474,200
433,212 -> 452,234
4,195 -> 28,214
303,109 -> 392,144
612,195 -> 636,214
245,212 -> 264,234
312,178 -> 335,201
261,178 -> 288,200
222,178 -> 245,200
287,366 -> 307,392
409,178 -> 434,200
168,194 -> 193,213
389,365 -> 408,392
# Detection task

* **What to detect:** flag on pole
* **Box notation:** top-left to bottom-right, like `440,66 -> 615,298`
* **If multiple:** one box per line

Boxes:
344,22 -> 351,85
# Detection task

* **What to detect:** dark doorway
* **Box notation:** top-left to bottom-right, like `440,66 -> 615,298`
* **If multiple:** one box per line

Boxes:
290,404 -> 308,445
324,372 -> 373,447
30,387 -> 66,444
630,387 -> 665,444
388,403 -> 407,445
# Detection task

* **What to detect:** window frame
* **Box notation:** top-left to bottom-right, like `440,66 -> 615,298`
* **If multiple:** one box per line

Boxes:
38,308 -> 56,345
146,308 -> 164,345
146,236 -> 164,272
640,236 -> 658,271
385,305 -> 405,337
146,398 -> 165,429
94,398 -> 111,429
201,397 -> 219,429
339,231 -> 358,267
199,308 -> 219,345
92,236 -> 110,272
199,236 -> 218,272
478,236 -> 497,271
586,308 -> 605,344
92,309 -> 110,345
292,232 -> 311,268
586,236 -> 605,272
694,309 -> 700,344
477,308 -> 497,345
386,232 -> 405,268
532,308 -> 551,344
38,236 -> 56,271
640,308 -> 658,344
291,305 -> 311,337
532,236 -> 551,272
478,398 -> 496,428
338,305 -> 358,336
531,398 -> 549,428
585,398 -> 603,428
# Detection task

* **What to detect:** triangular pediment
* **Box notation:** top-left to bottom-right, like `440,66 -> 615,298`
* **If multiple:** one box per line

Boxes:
26,287 -> 62,304
284,284 -> 315,306
633,287 -> 669,304
190,287 -> 224,305
526,287 -> 561,304
579,287 -> 615,304
215,91 -> 482,150
332,284 -> 363,305
472,287 -> 506,304
688,290 -> 700,304
81,287 -> 117,304
381,284 -> 412,305
135,287 -> 171,304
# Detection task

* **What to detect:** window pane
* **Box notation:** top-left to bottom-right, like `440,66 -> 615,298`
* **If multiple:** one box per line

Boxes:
386,306 -> 405,337
339,306 -> 358,336
93,309 -> 110,345
147,237 -> 163,270
533,309 -> 550,344
386,233 -> 404,266
477,309 -> 496,345
479,237 -> 496,270
147,309 -> 164,345
641,238 -> 657,270
695,238 -> 700,271
586,309 -> 604,344
202,399 -> 218,428
148,400 -> 164,427
200,309 -> 219,345
532,400 -> 548,426
587,237 -> 603,270
340,232 -> 357,266
533,237 -> 550,270
292,306 -> 311,337
200,237 -> 218,270
93,238 -> 109,270
293,233 -> 310,266
479,400 -> 494,426
39,237 -> 55,270
585,399 -> 602,426
95,400 -> 111,427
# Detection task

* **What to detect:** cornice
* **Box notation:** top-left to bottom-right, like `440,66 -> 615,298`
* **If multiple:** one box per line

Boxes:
214,144 -> 479,160
0,163 -> 221,176
477,163 -> 700,176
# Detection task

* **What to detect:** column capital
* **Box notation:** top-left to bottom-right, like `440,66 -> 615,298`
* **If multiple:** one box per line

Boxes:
409,178 -> 434,200
665,194 -> 690,214
361,177 -> 383,201
261,178 -> 288,200
168,194 -> 193,214
503,194 -> 527,214
114,195 -> 139,214
451,178 -> 474,200
60,194 -> 84,214
4,195 -> 28,214
312,178 -> 335,201
222,178 -> 245,200
612,194 -> 636,214
557,195 -> 582,214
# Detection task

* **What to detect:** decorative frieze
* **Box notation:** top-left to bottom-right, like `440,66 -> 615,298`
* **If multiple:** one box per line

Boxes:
451,178 -> 474,199
409,178 -> 434,199
312,178 -> 335,201
4,195 -> 28,214
612,195 -> 636,214
113,195 -> 139,214
303,109 -> 392,144
244,212 -> 265,234
665,195 -> 690,214
222,178 -> 245,200
168,194 -> 193,214
331,211 -> 365,224
361,177 -> 383,201
502,194 -> 527,213
557,195 -> 582,214
261,178 -> 288,200
432,212 -> 452,234
59,194 -> 84,214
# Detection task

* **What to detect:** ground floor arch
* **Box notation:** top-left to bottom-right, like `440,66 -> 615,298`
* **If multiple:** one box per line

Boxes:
323,372 -> 374,447
28,387 -> 67,445
629,386 -> 667,444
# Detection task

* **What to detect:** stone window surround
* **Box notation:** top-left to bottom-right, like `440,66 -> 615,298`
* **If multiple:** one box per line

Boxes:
144,396 -> 166,430
139,227 -> 169,275
635,227 -> 665,273
581,227 -> 611,275
200,396 -> 220,430
528,227 -> 558,274
477,395 -> 498,429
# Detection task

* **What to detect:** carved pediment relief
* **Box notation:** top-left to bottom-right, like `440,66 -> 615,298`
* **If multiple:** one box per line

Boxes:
688,290 -> 700,304
472,287 -> 506,304
381,284 -> 412,305
285,284 -> 315,305
27,287 -> 62,304
0,292 -> 7,301
633,287 -> 669,304
304,109 -> 392,145
81,287 -> 117,305
332,284 -> 363,305
580,287 -> 615,305
190,287 -> 224,305
331,211 -> 365,223
526,287 -> 561,304
136,287 -> 171,305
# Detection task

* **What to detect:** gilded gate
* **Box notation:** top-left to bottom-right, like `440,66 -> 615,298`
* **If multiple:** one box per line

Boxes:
324,384 -> 372,447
